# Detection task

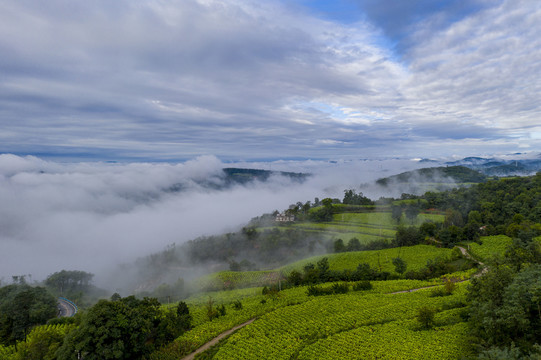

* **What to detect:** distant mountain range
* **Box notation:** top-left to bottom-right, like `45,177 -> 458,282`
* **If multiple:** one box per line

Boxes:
221,167 -> 309,184
166,167 -> 310,192
376,166 -> 487,187
443,154 -> 541,176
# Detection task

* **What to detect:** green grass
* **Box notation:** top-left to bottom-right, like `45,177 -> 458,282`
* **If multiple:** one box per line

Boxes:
297,315 -> 471,360
290,222 -> 396,237
210,284 -> 471,359
262,211 -> 444,248
176,278 -> 468,357
279,245 -> 453,275
192,244 -> 454,291
332,212 -> 444,227
194,271 -> 282,291
466,235 -> 512,263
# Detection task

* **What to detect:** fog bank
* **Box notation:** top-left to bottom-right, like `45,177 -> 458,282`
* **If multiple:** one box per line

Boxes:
0,154 -> 429,286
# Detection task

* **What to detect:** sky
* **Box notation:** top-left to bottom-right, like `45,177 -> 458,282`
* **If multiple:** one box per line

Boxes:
1,0 -> 540,162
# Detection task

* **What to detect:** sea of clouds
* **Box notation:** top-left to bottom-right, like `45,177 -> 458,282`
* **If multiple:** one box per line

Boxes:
0,154 -> 431,285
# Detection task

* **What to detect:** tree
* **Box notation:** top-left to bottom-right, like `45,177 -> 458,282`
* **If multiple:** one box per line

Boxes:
391,205 -> 403,223
467,265 -> 515,346
44,270 -> 94,297
468,264 -> 541,353
342,190 -> 374,205
405,205 -> 420,224
353,263 -> 376,281
392,257 -> 407,275
504,232 -> 541,271
444,209 -> 464,228
287,270 -> 303,286
302,263 -> 319,284
0,284 -> 57,346
333,239 -> 346,253
321,198 -> 333,208
394,226 -> 422,247
229,260 -> 241,271
317,257 -> 330,282
417,306 -> 436,329
176,301 -> 192,331
346,238 -> 361,252
419,221 -> 437,238
468,210 -> 482,224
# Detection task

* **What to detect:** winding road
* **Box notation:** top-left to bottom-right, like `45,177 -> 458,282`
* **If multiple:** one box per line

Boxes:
57,297 -> 78,317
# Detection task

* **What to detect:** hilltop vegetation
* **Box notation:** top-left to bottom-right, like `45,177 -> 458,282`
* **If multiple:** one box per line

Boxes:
376,165 -> 488,186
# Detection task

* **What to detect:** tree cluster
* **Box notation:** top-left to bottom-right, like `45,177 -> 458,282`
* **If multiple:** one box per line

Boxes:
57,296 -> 192,360
342,190 -> 374,206
0,284 -> 57,347
467,231 -> 541,358
284,254 -> 473,288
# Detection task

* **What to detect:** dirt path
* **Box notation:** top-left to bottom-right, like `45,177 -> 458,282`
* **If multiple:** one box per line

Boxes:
181,318 -> 256,360
390,246 -> 487,295
389,285 -> 439,294
457,246 -> 487,276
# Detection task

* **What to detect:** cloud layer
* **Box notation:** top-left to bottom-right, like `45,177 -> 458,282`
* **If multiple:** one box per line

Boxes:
1,0 -> 540,160
0,154 -> 432,285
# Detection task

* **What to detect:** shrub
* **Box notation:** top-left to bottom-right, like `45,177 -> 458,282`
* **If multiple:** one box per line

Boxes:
232,300 -> 243,310
417,306 -> 436,329
353,280 -> 373,291
331,283 -> 349,294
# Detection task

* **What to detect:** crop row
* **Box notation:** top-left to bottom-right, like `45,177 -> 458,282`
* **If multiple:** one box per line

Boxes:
194,271 -> 282,291
290,222 -> 396,237
191,244 -> 454,292
177,278 -> 457,354
210,285 -> 469,359
297,318 -> 472,359
466,235 -> 512,263
279,245 -> 453,275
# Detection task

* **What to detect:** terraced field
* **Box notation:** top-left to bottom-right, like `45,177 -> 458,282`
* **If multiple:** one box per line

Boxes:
191,244 -> 456,291
465,235 -> 512,263
195,271 -> 282,291
279,245 -> 453,275
283,211 -> 444,245
182,283 -> 472,360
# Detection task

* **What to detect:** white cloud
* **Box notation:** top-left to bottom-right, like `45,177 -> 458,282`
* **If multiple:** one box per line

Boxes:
0,154 -> 431,285
0,0 -> 539,160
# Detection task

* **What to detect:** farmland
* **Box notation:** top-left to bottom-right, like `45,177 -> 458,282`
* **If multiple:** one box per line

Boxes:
212,287 -> 471,360
464,235 -> 512,263
169,278 -> 473,360
274,210 -> 445,245
279,244 -> 453,274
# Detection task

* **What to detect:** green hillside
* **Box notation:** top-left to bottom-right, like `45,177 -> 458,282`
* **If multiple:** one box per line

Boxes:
279,245 -> 452,275
376,165 -> 487,186
2,173 -> 541,359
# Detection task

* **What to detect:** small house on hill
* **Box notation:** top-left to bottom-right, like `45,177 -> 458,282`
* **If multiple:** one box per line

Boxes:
275,213 -> 295,222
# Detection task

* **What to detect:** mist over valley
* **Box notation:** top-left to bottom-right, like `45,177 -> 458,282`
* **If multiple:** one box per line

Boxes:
0,153 -> 432,288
